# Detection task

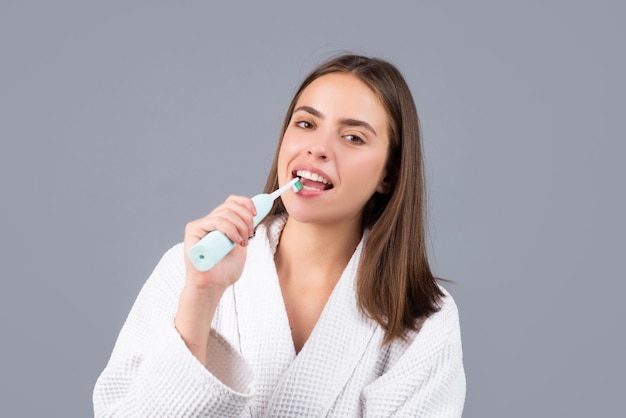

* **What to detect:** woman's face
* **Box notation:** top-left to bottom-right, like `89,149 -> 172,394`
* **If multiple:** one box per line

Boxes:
277,72 -> 390,227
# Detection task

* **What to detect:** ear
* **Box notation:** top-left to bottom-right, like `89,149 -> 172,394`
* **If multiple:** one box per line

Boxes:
376,170 -> 391,194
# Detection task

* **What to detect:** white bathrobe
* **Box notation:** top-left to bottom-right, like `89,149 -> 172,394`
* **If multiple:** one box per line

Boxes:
93,217 -> 465,417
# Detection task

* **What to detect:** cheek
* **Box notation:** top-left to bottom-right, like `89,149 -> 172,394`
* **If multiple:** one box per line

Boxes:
277,135 -> 299,163
348,151 -> 388,184
280,133 -> 299,152
276,138 -> 296,181
361,158 -> 388,197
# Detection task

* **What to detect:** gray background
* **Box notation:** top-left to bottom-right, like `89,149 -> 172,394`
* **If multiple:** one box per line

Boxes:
1,1 -> 624,416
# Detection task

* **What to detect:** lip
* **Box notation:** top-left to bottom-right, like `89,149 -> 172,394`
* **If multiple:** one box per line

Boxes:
290,164 -> 334,196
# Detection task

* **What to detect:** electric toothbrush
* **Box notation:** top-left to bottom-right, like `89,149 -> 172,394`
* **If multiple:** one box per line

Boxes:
189,177 -> 303,271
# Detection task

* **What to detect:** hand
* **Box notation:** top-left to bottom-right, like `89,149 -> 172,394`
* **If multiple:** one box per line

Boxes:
183,194 -> 257,293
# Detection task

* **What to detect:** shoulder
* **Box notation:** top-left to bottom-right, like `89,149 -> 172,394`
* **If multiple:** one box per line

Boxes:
156,242 -> 186,274
362,285 -> 465,411
426,285 -> 462,340
413,285 -> 462,349
386,285 -> 463,368
141,243 -> 187,298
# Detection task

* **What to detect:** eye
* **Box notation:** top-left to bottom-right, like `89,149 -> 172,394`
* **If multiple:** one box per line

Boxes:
295,120 -> 313,129
344,134 -> 365,144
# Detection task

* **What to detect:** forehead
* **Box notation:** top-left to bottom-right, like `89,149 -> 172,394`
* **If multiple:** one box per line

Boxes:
295,73 -> 389,126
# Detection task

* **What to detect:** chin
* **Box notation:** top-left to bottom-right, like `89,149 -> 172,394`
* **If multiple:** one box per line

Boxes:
283,207 -> 321,224
282,202 -> 324,225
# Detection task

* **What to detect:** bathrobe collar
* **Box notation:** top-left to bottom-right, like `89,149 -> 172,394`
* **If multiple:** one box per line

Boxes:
233,215 -> 379,416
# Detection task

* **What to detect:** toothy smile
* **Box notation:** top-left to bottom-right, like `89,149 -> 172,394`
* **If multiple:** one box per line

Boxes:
295,170 -> 334,191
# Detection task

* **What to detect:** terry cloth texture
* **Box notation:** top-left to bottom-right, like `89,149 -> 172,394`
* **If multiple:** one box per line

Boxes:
94,216 -> 465,417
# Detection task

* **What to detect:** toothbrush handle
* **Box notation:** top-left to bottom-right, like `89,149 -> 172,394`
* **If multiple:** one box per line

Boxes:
188,193 -> 274,272
188,229 -> 236,272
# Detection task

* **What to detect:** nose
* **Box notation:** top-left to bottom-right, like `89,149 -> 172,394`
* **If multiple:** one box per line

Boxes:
306,132 -> 332,161
307,144 -> 328,160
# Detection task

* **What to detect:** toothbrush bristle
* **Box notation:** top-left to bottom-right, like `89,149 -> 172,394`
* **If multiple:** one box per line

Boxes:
292,178 -> 303,193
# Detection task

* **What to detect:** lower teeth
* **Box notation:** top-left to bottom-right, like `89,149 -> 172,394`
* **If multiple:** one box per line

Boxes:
303,185 -> 325,191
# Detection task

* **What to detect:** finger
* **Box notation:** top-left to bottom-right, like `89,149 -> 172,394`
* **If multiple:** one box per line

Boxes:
210,205 -> 255,239
208,213 -> 250,245
184,195 -> 256,248
223,196 -> 256,236
212,198 -> 256,237
185,209 -> 251,246
224,195 -> 257,217
185,218 -> 242,247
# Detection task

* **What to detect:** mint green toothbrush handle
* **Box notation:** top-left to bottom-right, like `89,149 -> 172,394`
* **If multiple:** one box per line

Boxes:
188,193 -> 273,272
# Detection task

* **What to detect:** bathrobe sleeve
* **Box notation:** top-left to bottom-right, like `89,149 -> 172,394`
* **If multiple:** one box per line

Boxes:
93,244 -> 255,417
361,292 -> 466,417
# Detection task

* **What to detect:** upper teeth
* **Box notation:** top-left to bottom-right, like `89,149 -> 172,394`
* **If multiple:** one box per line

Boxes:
296,170 -> 330,185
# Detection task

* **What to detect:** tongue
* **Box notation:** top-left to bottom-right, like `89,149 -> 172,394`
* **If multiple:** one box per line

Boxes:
300,178 -> 330,190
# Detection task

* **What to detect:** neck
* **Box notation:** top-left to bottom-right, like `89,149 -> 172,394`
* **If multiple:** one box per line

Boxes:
274,216 -> 362,286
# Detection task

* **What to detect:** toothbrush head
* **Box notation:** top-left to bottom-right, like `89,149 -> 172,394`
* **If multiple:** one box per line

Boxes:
270,177 -> 303,200
291,178 -> 303,193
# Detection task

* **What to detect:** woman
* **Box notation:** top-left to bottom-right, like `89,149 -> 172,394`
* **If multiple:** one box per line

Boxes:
94,54 -> 465,417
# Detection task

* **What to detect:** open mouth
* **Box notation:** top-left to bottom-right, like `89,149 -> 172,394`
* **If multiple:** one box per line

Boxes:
294,169 -> 334,191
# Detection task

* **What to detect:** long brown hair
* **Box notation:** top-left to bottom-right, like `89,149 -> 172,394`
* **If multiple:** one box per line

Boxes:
263,54 -> 443,344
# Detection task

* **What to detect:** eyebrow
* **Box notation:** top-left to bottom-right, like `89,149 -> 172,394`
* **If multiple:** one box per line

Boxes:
293,105 -> 377,136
